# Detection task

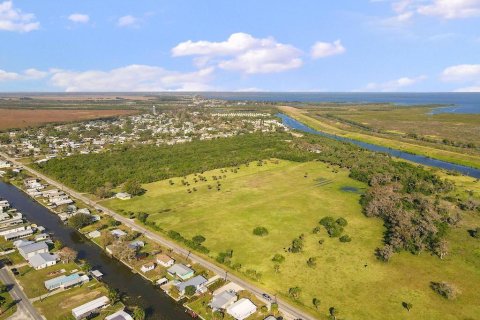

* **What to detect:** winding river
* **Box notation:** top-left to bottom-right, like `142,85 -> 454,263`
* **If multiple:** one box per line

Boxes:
0,181 -> 190,320
278,113 -> 480,179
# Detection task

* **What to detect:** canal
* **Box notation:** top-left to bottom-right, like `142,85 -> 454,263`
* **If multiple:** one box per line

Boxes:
0,181 -> 191,320
278,113 -> 480,179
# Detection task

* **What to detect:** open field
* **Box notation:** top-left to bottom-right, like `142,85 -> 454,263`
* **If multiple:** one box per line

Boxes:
278,105 -> 480,169
102,159 -> 480,319
0,108 -> 138,131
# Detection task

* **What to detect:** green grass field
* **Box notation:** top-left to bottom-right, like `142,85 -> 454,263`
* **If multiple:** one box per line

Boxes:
102,159 -> 480,320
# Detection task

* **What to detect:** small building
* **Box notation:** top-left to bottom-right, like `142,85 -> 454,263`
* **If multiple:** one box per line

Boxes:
44,273 -> 89,291
90,270 -> 103,280
156,277 -> 168,286
264,316 -> 277,320
18,241 -> 49,259
226,298 -> 257,320
116,192 -> 131,200
175,275 -> 207,295
128,240 -> 144,250
4,228 -> 33,241
28,253 -> 58,270
0,224 -> 29,237
105,310 -> 133,320
167,264 -> 194,280
211,290 -> 237,311
88,230 -> 101,239
71,296 -> 109,320
156,254 -> 174,268
111,229 -> 127,238
34,233 -> 50,241
140,262 -> 155,273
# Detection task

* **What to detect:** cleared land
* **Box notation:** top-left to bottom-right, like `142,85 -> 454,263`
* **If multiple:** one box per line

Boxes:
0,109 -> 138,131
102,160 -> 480,320
278,105 -> 480,169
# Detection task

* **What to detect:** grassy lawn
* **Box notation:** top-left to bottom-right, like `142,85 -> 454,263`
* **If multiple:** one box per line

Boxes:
278,105 -> 480,169
100,159 -> 480,319
0,291 -> 17,319
15,262 -> 79,298
33,282 -> 109,320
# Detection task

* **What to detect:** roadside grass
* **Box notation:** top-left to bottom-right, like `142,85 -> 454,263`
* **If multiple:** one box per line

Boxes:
278,105 -> 480,169
15,262 -> 79,298
0,290 -> 17,319
33,282 -> 109,320
101,159 -> 480,319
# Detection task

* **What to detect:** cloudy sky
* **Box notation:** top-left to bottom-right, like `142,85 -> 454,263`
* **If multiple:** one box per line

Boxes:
1,0 -> 480,92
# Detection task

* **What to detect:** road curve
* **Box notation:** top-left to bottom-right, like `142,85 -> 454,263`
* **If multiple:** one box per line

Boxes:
1,152 -> 316,320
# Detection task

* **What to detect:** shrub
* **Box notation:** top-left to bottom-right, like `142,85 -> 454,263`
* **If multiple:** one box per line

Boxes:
375,245 -> 394,262
336,217 -> 348,226
192,235 -> 206,244
319,216 -> 335,227
430,282 -> 459,300
339,235 -> 352,242
271,254 -> 285,263
184,285 -> 197,296
253,226 -> 269,236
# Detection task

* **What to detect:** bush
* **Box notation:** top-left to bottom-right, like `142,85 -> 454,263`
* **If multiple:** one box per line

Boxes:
271,254 -> 285,263
376,245 -> 394,262
253,226 -> 269,237
192,235 -> 206,244
430,282 -> 459,300
319,216 -> 336,227
184,285 -> 197,296
339,235 -> 352,242
336,217 -> 348,226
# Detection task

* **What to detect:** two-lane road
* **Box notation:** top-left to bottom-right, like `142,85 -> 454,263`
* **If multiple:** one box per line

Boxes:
0,267 -> 43,320
1,152 -> 316,320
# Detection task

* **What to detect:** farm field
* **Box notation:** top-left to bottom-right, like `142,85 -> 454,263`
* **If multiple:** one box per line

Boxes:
102,159 -> 480,320
278,106 -> 480,169
0,108 -> 138,131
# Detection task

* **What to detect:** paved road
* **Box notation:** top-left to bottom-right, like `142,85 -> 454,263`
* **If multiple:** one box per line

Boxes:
1,152 -> 316,320
0,266 -> 43,320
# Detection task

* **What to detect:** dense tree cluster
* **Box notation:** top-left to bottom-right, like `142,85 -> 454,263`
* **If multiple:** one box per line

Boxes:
167,230 -> 210,254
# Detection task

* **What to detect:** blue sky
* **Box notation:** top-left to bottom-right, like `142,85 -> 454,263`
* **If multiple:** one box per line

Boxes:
1,0 -> 480,92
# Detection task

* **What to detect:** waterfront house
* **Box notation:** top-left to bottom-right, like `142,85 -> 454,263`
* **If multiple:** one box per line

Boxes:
156,254 -> 174,267
18,241 -> 49,259
0,212 -> 23,229
111,229 -> 127,238
167,264 -> 194,280
90,270 -> 103,280
34,233 -> 50,241
140,262 -> 155,273
28,253 -> 58,270
4,228 -> 34,241
0,224 -> 30,237
71,296 -> 109,320
44,273 -> 89,291
264,316 -> 277,320
210,290 -> 237,311
226,298 -> 257,320
115,192 -> 132,200
105,309 -> 133,320
175,275 -> 207,295
13,239 -> 34,248
128,240 -> 144,250
88,230 -> 101,239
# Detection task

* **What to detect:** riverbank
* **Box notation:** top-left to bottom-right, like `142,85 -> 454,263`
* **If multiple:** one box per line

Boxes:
278,106 -> 480,170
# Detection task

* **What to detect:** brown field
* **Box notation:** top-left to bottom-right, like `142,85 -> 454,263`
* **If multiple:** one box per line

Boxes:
0,108 -> 138,130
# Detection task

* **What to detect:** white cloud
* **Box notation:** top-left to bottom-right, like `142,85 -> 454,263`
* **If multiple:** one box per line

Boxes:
360,75 -> 427,92
311,40 -> 346,59
0,68 -> 48,82
171,32 -> 303,74
68,13 -> 89,24
417,0 -> 480,19
49,65 -> 215,92
0,0 -> 39,32
117,15 -> 138,27
454,85 -> 480,92
441,64 -> 480,82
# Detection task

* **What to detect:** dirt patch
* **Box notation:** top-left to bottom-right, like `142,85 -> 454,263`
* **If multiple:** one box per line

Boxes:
0,109 -> 138,130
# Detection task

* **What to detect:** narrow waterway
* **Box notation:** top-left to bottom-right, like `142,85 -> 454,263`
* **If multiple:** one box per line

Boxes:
278,113 -> 480,179
0,181 -> 191,320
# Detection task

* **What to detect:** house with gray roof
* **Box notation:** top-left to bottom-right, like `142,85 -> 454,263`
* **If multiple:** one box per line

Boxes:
18,241 -> 49,259
167,263 -> 194,280
28,253 -> 58,270
175,275 -> 207,295
210,290 -> 237,311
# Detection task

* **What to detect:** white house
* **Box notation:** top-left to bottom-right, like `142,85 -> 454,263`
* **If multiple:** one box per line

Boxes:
140,262 -> 155,273
156,254 -> 174,267
71,296 -> 109,320
28,253 -> 58,270
226,298 -> 257,320
18,241 -> 49,259
175,275 -> 207,295
116,192 -> 132,200
105,310 -> 133,320
111,229 -> 127,238
210,290 -> 237,311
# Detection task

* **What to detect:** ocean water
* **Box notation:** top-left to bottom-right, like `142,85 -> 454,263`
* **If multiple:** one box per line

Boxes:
201,92 -> 480,114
